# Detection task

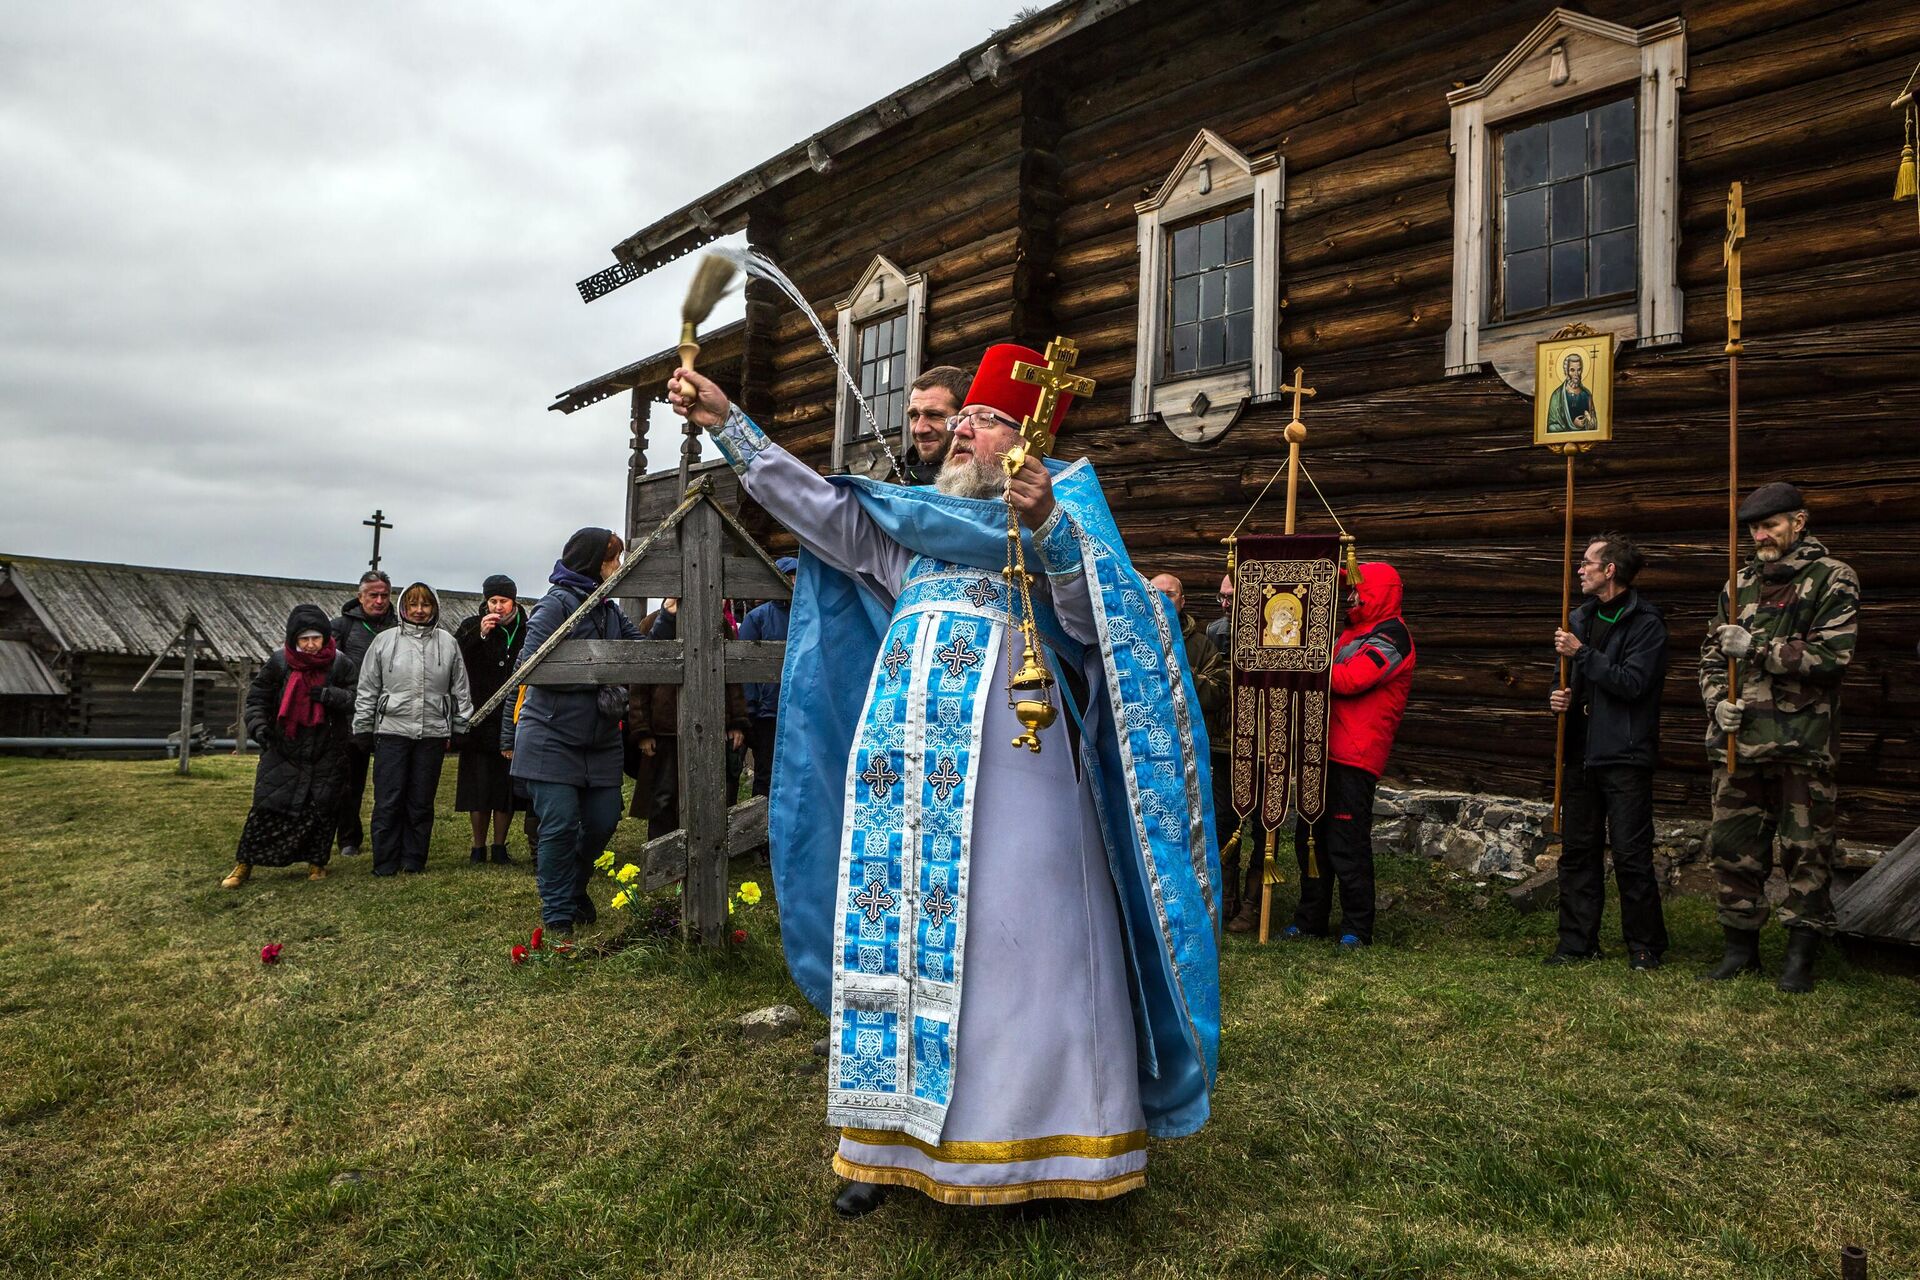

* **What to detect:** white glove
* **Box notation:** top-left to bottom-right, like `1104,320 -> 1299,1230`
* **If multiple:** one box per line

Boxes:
1713,699 -> 1744,733
1715,623 -> 1755,660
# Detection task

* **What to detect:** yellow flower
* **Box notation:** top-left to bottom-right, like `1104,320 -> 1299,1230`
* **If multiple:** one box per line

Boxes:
738,881 -> 762,905
615,864 -> 640,884
593,851 -> 615,871
728,898 -> 736,915
610,890 -> 632,910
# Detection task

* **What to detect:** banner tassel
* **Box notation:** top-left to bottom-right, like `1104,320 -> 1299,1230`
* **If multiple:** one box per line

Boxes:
1306,830 -> 1320,879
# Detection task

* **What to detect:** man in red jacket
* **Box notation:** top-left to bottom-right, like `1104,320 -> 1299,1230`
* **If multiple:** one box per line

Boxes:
1285,562 -> 1415,946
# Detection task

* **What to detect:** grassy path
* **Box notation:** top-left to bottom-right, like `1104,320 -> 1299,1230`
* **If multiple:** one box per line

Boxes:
0,757 -> 1915,1278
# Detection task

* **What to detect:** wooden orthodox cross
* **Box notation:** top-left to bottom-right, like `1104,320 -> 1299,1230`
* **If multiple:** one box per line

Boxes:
131,613 -> 211,775
1722,182 -> 1746,775
363,509 -> 392,574
472,478 -> 791,947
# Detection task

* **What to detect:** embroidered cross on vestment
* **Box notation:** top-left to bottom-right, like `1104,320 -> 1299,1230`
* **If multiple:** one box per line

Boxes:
934,633 -> 983,679
854,878 -> 897,924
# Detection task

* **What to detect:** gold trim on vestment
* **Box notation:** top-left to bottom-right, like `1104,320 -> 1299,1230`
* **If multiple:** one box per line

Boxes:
832,1153 -> 1145,1206
839,1127 -> 1148,1164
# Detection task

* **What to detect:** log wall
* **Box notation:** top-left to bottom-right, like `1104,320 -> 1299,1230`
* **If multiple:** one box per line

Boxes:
731,0 -> 1920,841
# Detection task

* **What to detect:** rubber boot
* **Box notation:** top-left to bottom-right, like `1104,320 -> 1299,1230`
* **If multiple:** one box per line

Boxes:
221,862 -> 251,889
832,1180 -> 890,1218
1698,925 -> 1761,981
1776,927 -> 1819,994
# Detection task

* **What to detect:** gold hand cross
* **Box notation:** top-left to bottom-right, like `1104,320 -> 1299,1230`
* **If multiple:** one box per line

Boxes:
1011,337 -> 1097,456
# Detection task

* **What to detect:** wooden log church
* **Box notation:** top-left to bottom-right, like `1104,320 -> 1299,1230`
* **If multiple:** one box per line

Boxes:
554,0 -> 1920,843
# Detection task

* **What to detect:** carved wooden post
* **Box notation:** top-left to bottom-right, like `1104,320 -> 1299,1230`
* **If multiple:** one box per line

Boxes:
678,497 -> 730,944
177,618 -> 197,776
232,658 -> 255,753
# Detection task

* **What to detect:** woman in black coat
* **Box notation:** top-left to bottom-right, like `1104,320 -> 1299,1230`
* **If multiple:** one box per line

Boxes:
455,573 -> 530,865
221,604 -> 358,888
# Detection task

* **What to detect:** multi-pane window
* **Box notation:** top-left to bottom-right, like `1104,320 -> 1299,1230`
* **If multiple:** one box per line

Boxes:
1498,97 -> 1636,318
1166,206 -> 1254,376
848,311 -> 908,442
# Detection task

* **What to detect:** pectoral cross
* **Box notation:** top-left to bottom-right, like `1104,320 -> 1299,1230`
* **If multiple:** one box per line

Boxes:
363,509 -> 393,572
1723,182 -> 1745,356
1010,336 -> 1096,456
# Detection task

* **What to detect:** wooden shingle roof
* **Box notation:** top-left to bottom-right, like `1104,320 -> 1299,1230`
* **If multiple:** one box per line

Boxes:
0,555 -> 492,665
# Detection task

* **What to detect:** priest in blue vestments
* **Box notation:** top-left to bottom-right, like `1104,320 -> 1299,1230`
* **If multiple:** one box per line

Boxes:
668,341 -> 1220,1215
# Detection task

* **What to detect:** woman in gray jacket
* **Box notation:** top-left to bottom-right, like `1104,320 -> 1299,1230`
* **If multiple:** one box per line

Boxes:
353,582 -> 472,875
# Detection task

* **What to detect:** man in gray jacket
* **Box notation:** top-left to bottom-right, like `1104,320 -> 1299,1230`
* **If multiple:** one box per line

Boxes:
353,582 -> 471,875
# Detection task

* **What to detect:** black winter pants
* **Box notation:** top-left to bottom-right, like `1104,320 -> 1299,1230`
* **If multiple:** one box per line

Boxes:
1557,764 -> 1669,956
371,735 -> 446,875
748,716 -> 778,799
336,740 -> 372,851
1291,763 -> 1378,943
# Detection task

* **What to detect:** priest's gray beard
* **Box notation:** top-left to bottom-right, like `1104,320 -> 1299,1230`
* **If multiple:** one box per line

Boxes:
935,451 -> 1008,499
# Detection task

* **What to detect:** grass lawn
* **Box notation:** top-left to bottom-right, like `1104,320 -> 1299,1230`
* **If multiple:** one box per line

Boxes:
1,755 -> 1916,1279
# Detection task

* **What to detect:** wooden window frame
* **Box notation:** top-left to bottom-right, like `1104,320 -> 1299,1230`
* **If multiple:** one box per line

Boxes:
833,255 -> 927,474
1445,9 -> 1685,397
1133,129 -> 1283,445
1491,93 -> 1639,323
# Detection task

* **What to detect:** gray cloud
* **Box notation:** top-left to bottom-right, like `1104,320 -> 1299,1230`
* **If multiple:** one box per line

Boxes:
0,0 -> 1019,597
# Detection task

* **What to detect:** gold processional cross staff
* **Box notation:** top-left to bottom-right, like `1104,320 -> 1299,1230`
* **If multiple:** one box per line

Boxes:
998,337 -> 1097,754
1723,181 -> 1745,777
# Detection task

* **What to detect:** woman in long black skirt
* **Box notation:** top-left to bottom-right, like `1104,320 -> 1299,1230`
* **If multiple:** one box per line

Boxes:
221,605 -> 358,888
454,574 -> 533,863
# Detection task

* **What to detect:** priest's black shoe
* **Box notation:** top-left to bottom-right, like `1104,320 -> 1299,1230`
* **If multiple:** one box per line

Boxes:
1699,925 -> 1762,981
832,1180 -> 890,1218
1776,927 -> 1819,994
1542,949 -> 1599,966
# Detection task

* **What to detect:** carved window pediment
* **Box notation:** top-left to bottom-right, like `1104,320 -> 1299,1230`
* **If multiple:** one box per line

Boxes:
1446,9 -> 1686,396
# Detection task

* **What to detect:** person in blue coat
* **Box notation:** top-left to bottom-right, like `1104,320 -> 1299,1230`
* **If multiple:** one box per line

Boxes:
507,526 -> 642,938
735,556 -> 797,798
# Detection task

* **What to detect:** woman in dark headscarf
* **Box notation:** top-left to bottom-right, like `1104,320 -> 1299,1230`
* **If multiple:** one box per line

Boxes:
507,527 -> 642,939
455,573 -> 530,864
221,604 -> 358,888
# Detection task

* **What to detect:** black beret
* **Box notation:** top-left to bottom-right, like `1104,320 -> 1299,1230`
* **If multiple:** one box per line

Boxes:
1737,481 -> 1805,524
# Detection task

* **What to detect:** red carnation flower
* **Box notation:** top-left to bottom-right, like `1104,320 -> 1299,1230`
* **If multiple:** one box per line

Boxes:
732,928 -> 748,946
529,926 -> 544,951
510,944 -> 529,965
260,943 -> 283,965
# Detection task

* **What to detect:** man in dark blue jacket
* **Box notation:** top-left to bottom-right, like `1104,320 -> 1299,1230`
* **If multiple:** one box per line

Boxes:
736,557 -> 796,798
1548,532 -> 1671,970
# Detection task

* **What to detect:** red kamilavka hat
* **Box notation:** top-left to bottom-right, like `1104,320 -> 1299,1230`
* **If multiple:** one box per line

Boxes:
963,343 -> 1078,439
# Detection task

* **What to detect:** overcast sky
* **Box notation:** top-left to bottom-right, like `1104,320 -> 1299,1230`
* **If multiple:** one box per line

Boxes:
0,0 -> 1022,597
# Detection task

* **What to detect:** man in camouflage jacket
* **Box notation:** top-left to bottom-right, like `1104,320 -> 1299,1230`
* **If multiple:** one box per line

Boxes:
1698,481 -> 1858,994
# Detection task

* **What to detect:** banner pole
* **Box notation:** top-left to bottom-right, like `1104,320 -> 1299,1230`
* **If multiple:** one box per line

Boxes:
1554,451 -> 1574,834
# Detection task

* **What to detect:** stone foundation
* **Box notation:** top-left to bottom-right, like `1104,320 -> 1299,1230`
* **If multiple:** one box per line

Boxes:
1372,785 -> 1709,880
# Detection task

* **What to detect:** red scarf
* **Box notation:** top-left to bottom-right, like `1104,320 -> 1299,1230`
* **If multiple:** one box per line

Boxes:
279,640 -> 337,738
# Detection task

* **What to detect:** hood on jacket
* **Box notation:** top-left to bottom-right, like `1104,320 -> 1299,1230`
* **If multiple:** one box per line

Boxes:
560,527 -> 614,580
1346,562 -> 1403,632
284,603 -> 333,647
397,581 -> 441,630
